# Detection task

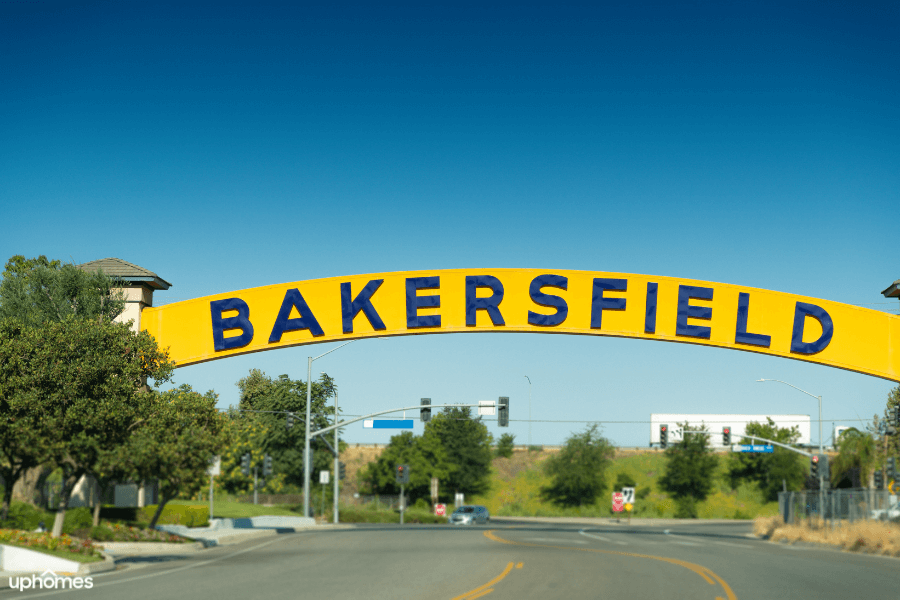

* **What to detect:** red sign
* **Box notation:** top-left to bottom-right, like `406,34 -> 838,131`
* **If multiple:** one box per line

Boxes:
612,492 -> 624,512
434,503 -> 446,516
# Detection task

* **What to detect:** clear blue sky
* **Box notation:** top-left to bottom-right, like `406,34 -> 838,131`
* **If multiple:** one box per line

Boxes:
2,1 -> 898,447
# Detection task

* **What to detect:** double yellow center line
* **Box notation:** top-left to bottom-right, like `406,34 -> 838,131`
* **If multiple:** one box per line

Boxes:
451,560 -> 524,600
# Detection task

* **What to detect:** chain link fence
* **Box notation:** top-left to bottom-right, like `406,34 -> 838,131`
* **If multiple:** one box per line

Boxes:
779,488 -> 899,525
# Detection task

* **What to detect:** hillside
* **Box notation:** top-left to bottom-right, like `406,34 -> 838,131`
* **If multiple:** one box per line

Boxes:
340,445 -> 781,519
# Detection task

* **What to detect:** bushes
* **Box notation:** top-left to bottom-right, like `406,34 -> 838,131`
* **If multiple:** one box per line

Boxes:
138,504 -> 209,528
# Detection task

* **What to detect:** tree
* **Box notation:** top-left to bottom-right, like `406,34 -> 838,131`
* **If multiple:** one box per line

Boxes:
728,418 -> 806,501
363,429 -> 453,502
234,370 -> 336,488
0,255 -> 124,327
0,255 -> 128,514
541,425 -> 614,507
426,407 -> 493,497
830,428 -> 876,488
127,385 -> 229,529
496,433 -> 516,459
20,317 -> 172,536
0,320 -> 48,520
659,424 -> 718,518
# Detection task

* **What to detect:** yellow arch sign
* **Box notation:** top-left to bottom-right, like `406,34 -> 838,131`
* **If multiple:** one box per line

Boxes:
140,269 -> 900,382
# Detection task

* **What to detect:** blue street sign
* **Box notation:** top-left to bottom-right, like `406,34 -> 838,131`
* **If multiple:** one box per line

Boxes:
737,444 -> 774,453
364,419 -> 414,429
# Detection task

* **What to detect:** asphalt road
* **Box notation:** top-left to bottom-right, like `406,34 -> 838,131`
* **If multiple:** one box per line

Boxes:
3,520 -> 897,599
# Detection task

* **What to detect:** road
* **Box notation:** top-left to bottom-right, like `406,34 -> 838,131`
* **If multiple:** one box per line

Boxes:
3,519 -> 897,599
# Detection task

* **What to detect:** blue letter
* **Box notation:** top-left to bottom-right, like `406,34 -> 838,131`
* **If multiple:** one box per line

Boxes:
341,279 -> 387,333
790,302 -> 833,354
645,282 -> 658,334
590,278 -> 627,329
676,285 -> 713,339
211,298 -> 254,351
734,292 -> 771,347
406,276 -> 441,329
528,274 -> 568,327
465,275 -> 505,326
269,289 -> 324,342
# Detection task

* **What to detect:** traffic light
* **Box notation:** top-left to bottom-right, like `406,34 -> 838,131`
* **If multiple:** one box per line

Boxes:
819,455 -> 830,483
286,413 -> 294,429
875,469 -> 884,489
894,404 -> 900,428
659,425 -> 668,449
887,457 -> 897,482
498,397 -> 509,427
421,398 -> 431,423
722,427 -> 731,446
241,453 -> 251,476
339,461 -> 346,481
263,454 -> 273,477
395,464 -> 410,484
810,454 -> 819,478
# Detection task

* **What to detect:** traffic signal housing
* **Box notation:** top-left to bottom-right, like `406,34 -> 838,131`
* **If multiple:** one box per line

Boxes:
498,397 -> 509,427
875,469 -> 884,489
659,425 -> 668,449
887,457 -> 897,482
241,453 -> 252,476
722,427 -> 731,446
286,413 -> 294,429
339,461 -> 346,480
395,464 -> 410,485
263,454 -> 273,477
421,398 -> 431,423
810,454 -> 819,478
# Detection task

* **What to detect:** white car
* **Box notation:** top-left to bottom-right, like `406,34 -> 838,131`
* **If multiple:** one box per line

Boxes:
449,505 -> 490,525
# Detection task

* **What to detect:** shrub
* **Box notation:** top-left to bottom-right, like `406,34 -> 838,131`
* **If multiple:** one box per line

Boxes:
63,507 -> 94,534
89,526 -> 115,541
138,504 -> 209,528
4,502 -> 53,531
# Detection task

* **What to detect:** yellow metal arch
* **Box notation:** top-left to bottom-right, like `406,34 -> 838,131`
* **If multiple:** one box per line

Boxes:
140,268 -> 900,382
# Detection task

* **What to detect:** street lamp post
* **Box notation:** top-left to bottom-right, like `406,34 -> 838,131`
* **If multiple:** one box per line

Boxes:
757,378 -> 825,511
524,376 -> 532,447
304,340 -> 356,519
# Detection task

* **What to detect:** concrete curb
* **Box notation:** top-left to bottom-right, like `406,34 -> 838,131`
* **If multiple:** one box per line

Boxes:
99,541 -> 206,555
80,554 -> 116,575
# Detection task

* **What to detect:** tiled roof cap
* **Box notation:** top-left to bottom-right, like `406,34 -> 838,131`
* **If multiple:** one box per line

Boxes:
77,258 -> 171,290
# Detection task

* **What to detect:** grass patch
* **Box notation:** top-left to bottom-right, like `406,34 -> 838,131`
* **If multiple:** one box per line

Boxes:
469,449 -> 779,519
168,499 -> 299,519
755,515 -> 900,556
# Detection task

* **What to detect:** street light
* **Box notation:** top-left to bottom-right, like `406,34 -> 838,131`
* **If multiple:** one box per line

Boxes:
757,378 -> 825,504
524,375 -> 532,447
304,340 -> 357,518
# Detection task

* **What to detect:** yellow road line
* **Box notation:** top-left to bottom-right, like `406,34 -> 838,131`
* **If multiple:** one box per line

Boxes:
451,562 -> 515,600
483,530 -> 738,600
468,589 -> 493,600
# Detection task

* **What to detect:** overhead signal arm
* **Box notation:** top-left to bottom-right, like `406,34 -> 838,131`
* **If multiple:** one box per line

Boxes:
309,402 -> 498,439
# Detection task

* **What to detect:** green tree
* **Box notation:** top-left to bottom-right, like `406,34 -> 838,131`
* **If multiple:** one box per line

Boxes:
427,407 -> 493,497
540,425 -> 614,507
234,370 -> 337,488
496,433 -> 516,459
728,418 -> 806,501
0,255 -> 125,326
831,428 -> 877,488
0,320 -> 48,520
21,317 -> 173,536
659,424 -> 718,518
363,429 -> 453,502
126,385 -> 230,529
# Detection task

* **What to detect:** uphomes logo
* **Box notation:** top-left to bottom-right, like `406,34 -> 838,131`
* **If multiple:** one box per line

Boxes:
9,570 -> 94,592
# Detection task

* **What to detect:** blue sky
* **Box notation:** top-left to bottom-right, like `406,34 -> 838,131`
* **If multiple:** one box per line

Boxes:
2,1 -> 898,447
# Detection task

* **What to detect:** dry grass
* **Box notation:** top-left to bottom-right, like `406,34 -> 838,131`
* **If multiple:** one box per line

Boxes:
754,515 -> 900,557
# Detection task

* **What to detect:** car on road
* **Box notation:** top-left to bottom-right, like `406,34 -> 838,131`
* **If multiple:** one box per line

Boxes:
449,505 -> 490,525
